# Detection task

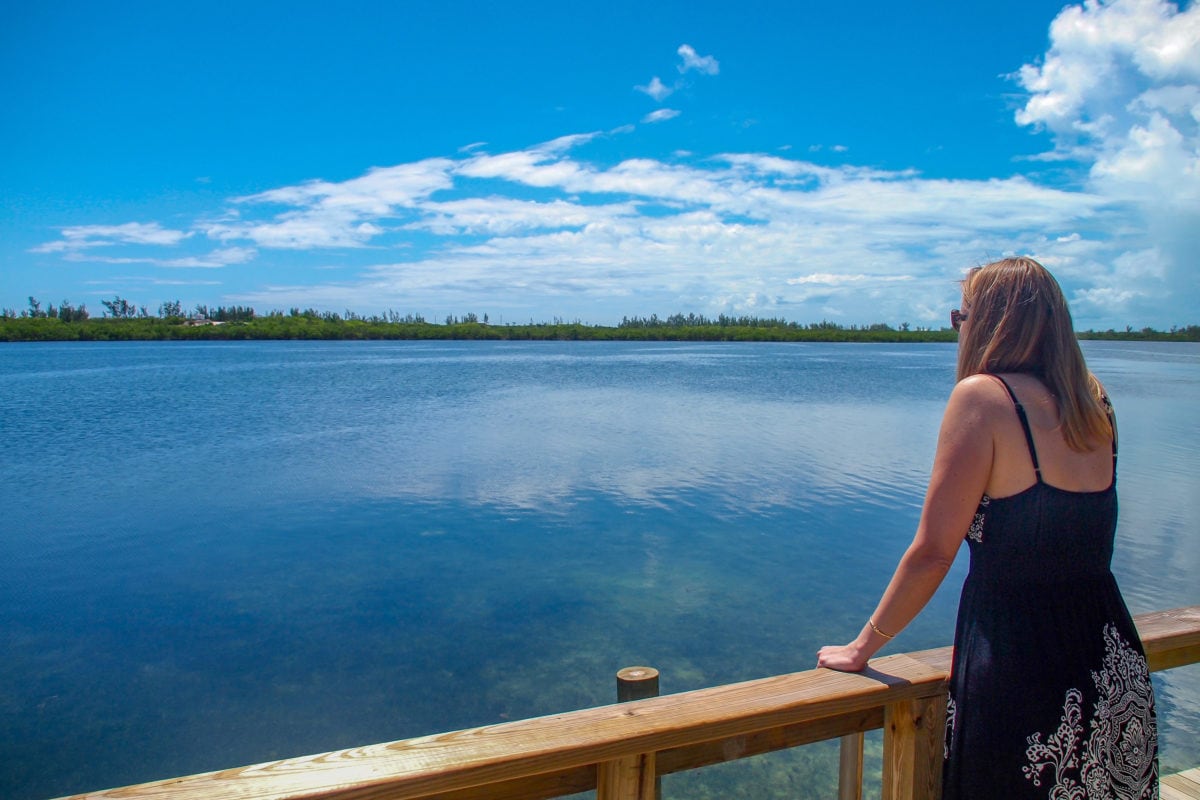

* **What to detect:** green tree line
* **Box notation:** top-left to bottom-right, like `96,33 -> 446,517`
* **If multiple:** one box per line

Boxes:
2,295 -> 1197,343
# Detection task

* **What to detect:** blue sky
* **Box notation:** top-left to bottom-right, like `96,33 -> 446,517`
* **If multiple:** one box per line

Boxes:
2,0 -> 1197,329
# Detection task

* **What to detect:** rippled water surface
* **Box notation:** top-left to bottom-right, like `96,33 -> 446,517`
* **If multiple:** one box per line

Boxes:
1,340 -> 1196,799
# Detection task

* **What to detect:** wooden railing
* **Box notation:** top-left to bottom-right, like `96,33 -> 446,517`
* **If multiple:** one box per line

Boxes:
61,606 -> 1200,800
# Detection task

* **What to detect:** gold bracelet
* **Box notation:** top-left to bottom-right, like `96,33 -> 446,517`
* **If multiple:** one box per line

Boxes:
868,619 -> 895,640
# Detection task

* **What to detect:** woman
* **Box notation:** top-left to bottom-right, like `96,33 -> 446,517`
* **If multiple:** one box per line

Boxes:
817,257 -> 1158,798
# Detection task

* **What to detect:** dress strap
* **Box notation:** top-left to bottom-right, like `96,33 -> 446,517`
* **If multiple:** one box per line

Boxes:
1102,394 -> 1118,472
993,375 -> 1042,482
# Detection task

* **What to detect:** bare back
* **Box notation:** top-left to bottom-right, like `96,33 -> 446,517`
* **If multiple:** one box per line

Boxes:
983,372 -> 1114,500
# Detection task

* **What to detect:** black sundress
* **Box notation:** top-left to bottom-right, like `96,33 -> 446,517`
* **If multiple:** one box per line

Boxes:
941,376 -> 1158,799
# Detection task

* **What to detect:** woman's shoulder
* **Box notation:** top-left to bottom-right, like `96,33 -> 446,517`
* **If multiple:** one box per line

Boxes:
950,373 -> 1014,407
956,371 -> 1059,405
942,374 -> 1016,433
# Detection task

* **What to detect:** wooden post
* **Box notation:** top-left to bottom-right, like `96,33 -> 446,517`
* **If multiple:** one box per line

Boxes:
597,752 -> 657,800
617,666 -> 660,702
597,667 -> 661,800
838,732 -> 864,800
881,695 -> 945,800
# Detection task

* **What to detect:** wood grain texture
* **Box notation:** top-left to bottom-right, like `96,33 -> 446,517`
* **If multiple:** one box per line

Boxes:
881,697 -> 944,800
1137,606 -> 1200,671
596,754 -> 655,800
838,733 -> 864,800
1161,767 -> 1200,800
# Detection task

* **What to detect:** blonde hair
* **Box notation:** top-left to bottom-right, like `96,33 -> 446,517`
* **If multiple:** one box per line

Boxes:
955,257 -> 1111,452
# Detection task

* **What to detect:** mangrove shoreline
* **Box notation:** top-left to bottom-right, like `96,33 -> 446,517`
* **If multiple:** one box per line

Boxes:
3,314 -> 1198,343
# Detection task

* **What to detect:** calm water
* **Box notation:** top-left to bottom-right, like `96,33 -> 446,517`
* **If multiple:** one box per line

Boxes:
1,341 -> 1197,799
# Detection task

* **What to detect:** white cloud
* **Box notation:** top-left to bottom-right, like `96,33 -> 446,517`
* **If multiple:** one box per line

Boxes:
218,134 -> 1121,325
33,222 -> 191,253
237,159 -> 455,214
409,197 -> 634,236
1073,285 -> 1139,310
1015,0 -> 1200,202
630,48 -> 714,125
198,158 -> 457,249
457,148 -> 592,189
677,44 -> 719,76
642,108 -> 681,123
1091,111 -> 1197,201
68,246 -> 258,268
148,279 -> 223,286
48,134 -> 1130,325
1111,246 -> 1168,280
1013,0 -> 1200,325
204,210 -> 384,250
788,273 -> 914,286
636,76 -> 672,101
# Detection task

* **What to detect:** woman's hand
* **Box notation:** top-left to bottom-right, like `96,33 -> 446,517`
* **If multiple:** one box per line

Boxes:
816,642 -> 870,672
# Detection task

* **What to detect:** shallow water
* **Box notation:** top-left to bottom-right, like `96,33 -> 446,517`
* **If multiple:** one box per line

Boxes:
0,340 -> 1196,799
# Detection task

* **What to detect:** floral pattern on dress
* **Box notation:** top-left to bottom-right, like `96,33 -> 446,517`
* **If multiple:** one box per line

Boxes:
1022,625 -> 1157,799
945,696 -> 957,759
967,495 -> 990,543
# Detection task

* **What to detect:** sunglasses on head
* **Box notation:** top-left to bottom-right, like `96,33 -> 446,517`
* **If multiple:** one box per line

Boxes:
950,309 -> 968,331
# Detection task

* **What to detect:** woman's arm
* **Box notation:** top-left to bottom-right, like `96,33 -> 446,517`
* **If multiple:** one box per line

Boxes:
816,375 -> 998,671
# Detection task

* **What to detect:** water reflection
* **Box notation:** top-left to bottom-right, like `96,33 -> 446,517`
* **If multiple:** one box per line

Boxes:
355,385 -> 942,514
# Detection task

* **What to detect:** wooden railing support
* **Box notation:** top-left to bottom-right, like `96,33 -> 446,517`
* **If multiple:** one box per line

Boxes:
597,753 -> 657,800
839,732 -> 865,800
613,667 -> 661,800
882,695 -> 945,800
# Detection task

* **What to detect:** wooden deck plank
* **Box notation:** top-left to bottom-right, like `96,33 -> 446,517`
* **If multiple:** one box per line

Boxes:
1136,606 -> 1200,671
1162,767 -> 1200,800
